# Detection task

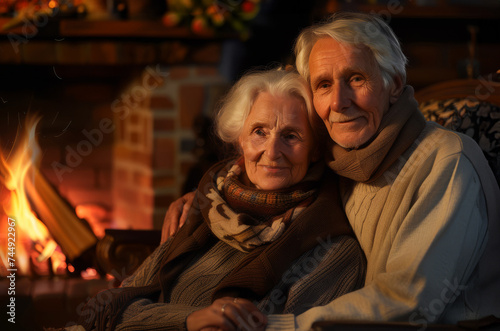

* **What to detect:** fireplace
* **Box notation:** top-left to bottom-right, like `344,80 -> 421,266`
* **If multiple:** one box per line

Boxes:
1,33 -> 230,225
0,19 -> 232,329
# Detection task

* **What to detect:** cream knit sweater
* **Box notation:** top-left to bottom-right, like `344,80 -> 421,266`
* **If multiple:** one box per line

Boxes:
267,121 -> 500,330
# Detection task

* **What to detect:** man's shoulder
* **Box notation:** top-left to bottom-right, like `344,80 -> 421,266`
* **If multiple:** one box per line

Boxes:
370,121 -> 490,188
413,121 -> 498,193
414,121 -> 482,160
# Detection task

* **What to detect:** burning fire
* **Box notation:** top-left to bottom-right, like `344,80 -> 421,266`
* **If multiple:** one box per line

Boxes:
0,116 -> 66,276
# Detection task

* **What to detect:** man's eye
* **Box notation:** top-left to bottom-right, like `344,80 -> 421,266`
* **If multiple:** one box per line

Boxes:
318,82 -> 331,90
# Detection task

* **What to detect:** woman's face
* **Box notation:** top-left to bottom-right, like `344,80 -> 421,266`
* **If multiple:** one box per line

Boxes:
239,91 -> 316,190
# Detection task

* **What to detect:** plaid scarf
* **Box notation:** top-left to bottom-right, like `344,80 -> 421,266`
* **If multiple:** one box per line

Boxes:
202,158 -> 322,252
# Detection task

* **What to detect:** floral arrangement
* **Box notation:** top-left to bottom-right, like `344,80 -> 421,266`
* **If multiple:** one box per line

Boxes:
162,0 -> 261,39
1,1 -> 90,31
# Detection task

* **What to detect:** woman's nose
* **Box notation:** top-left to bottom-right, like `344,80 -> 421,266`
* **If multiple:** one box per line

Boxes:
330,82 -> 351,113
265,136 -> 282,160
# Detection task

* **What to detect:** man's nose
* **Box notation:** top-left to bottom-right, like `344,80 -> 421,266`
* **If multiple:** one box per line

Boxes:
330,82 -> 351,113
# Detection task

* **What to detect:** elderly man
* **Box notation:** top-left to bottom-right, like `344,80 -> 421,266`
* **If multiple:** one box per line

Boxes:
163,12 -> 500,330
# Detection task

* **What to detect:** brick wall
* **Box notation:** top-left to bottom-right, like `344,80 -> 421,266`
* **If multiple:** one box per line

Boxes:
112,65 -> 228,229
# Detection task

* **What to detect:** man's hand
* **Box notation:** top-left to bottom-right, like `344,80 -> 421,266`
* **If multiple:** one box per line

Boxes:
161,191 -> 195,243
186,297 -> 267,331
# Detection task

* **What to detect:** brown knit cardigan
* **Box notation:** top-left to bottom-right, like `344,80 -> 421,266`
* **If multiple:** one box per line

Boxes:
80,162 -> 355,330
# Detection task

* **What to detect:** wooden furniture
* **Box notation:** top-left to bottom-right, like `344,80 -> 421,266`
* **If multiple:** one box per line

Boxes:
415,72 -> 500,107
312,315 -> 500,330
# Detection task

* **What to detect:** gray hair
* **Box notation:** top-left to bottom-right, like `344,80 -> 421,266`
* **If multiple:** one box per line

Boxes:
294,12 -> 408,89
215,68 -> 323,147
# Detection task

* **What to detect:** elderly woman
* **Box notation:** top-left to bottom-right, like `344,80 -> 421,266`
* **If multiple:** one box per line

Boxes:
78,69 -> 365,331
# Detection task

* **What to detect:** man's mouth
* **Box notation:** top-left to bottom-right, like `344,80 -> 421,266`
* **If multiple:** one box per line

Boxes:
329,113 -> 362,124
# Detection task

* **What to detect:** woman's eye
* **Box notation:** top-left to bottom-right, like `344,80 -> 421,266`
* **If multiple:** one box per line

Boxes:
350,75 -> 365,86
253,128 -> 265,136
283,133 -> 299,142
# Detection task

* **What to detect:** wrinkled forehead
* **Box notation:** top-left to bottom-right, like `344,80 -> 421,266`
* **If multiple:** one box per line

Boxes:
246,92 -> 309,128
309,38 -> 378,81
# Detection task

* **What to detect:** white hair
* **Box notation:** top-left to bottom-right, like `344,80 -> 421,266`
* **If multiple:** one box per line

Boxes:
215,68 -> 324,147
295,12 -> 408,89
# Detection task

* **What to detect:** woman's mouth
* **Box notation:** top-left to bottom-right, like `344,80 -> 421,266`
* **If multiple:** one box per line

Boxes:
261,165 -> 287,173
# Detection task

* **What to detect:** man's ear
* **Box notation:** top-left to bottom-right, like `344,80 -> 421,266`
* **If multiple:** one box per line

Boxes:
389,75 -> 404,104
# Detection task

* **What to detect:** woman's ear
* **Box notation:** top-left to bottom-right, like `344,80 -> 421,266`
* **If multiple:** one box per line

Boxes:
236,137 -> 244,155
389,75 -> 404,104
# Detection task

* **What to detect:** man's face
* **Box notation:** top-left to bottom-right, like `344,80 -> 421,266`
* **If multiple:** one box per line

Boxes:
308,37 -> 397,149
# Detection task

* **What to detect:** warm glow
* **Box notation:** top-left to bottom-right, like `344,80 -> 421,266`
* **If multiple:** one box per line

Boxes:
75,204 -> 111,239
0,116 -> 64,276
48,0 -> 58,9
81,267 -> 99,280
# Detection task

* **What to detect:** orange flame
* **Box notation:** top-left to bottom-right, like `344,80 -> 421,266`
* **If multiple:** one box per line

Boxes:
0,116 -> 66,276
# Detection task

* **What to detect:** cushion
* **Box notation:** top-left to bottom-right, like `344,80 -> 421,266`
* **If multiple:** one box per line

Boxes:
420,98 -> 500,185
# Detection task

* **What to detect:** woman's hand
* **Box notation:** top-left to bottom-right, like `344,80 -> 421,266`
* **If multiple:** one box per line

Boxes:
186,297 -> 267,331
161,191 -> 195,243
